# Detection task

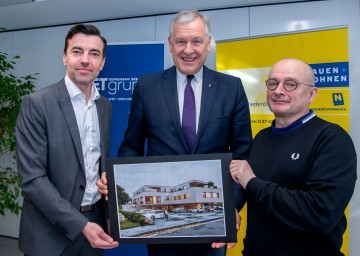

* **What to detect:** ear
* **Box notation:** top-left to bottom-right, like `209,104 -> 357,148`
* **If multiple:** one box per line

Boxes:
168,37 -> 173,53
63,54 -> 66,66
100,57 -> 106,71
206,36 -> 212,52
309,87 -> 318,103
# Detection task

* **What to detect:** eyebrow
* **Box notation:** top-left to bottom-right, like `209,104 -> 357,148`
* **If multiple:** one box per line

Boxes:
71,46 -> 83,51
71,46 -> 101,54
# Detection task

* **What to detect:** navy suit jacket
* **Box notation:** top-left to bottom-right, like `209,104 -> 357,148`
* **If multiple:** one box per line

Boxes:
118,65 -> 252,161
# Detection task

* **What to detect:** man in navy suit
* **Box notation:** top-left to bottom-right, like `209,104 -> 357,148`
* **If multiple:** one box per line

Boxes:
99,10 -> 252,256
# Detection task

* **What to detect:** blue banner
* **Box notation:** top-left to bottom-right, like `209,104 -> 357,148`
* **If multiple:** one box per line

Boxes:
96,42 -> 164,157
96,42 -> 164,256
310,62 -> 349,87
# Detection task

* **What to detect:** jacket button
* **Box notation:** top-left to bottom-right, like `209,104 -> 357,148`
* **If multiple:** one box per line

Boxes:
79,185 -> 85,190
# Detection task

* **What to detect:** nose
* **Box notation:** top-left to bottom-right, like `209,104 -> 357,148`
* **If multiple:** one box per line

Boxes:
80,53 -> 89,63
184,42 -> 194,54
273,81 -> 286,94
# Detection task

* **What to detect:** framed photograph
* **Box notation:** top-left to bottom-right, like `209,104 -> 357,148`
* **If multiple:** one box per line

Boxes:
105,153 -> 236,244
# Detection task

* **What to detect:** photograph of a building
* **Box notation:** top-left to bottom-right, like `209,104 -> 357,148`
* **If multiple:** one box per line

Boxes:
113,159 -> 229,240
130,179 -> 222,212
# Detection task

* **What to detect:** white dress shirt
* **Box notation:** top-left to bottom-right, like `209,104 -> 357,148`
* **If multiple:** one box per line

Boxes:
65,75 -> 101,206
177,68 -> 203,132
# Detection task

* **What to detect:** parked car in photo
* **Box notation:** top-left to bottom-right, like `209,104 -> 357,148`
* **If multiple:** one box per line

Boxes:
214,206 -> 223,212
189,207 -> 204,213
139,209 -> 154,214
173,207 -> 186,213
204,206 -> 214,212
141,209 -> 165,220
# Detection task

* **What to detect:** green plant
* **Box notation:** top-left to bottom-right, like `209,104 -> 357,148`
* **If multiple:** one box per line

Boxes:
0,168 -> 21,215
116,185 -> 131,205
119,210 -> 146,226
119,219 -> 141,229
207,181 -> 214,188
0,51 -> 37,215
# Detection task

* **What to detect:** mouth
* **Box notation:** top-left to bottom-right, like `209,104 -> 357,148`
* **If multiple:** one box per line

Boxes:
271,100 -> 289,105
270,96 -> 289,103
76,67 -> 92,73
182,56 -> 196,62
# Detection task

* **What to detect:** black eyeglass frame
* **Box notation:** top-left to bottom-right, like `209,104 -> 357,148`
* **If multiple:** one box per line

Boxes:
265,78 -> 315,92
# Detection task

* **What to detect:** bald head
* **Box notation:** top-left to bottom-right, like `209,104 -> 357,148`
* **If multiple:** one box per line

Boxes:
266,58 -> 318,127
269,58 -> 315,86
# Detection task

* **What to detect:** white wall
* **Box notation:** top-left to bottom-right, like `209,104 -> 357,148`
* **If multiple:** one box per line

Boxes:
1,0 -> 359,254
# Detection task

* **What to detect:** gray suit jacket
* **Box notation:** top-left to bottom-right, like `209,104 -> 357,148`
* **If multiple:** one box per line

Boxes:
16,79 -> 112,255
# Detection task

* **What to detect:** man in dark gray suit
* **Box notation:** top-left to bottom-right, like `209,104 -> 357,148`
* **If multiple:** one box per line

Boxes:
16,24 -> 118,256
98,9 -> 252,256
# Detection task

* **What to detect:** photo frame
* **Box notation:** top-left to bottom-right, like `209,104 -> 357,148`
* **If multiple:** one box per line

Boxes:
105,153 -> 236,244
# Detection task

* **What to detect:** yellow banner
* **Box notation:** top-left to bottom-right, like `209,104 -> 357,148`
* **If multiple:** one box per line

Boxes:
216,27 -> 350,255
217,28 -> 348,69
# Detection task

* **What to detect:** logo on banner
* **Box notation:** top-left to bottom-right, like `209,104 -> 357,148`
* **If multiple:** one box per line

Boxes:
332,93 -> 345,106
311,62 -> 349,87
95,77 -> 138,101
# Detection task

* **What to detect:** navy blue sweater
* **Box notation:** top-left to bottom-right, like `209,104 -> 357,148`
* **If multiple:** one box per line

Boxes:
244,115 -> 357,256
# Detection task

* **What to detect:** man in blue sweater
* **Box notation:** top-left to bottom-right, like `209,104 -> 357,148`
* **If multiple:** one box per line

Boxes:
225,58 -> 357,255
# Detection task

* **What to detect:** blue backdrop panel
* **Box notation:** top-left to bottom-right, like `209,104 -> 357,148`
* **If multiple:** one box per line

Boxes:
96,42 -> 164,157
96,42 -> 164,256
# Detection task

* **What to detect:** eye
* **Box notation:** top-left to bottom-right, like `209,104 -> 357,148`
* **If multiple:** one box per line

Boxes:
266,79 -> 278,88
193,39 -> 203,46
284,80 -> 297,89
90,51 -> 101,57
175,39 -> 185,46
72,49 -> 82,55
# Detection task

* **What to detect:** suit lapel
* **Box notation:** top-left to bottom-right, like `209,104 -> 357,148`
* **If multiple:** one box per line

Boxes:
96,97 -> 107,172
194,67 -> 217,151
162,66 -> 189,151
57,80 -> 85,172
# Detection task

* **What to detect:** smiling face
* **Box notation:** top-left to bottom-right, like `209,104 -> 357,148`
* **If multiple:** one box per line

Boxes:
63,33 -> 105,89
168,17 -> 211,75
267,58 -> 318,127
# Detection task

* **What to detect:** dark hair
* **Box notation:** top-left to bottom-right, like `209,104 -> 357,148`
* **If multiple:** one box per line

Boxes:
64,24 -> 107,58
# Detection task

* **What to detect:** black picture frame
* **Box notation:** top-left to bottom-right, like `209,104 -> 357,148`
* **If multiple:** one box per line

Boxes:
105,153 -> 236,244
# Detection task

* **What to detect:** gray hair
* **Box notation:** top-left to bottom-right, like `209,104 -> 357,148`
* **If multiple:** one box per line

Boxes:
169,10 -> 211,37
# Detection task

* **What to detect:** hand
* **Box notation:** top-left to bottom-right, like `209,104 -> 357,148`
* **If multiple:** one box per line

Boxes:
211,208 -> 241,249
96,172 -> 108,201
82,222 -> 118,249
229,160 -> 256,189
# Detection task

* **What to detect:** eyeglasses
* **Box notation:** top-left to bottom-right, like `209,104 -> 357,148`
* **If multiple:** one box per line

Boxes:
265,79 -> 314,92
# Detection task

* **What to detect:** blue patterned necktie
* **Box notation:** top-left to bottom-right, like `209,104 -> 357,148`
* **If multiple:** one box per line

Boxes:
182,75 -> 196,152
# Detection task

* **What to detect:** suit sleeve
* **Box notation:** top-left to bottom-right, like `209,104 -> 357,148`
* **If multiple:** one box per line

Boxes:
16,95 -> 88,241
231,78 -> 252,210
231,78 -> 252,160
117,78 -> 147,157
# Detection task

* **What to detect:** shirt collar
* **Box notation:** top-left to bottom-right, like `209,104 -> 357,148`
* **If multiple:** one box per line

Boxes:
65,75 -> 100,102
271,110 -> 316,134
176,67 -> 203,85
